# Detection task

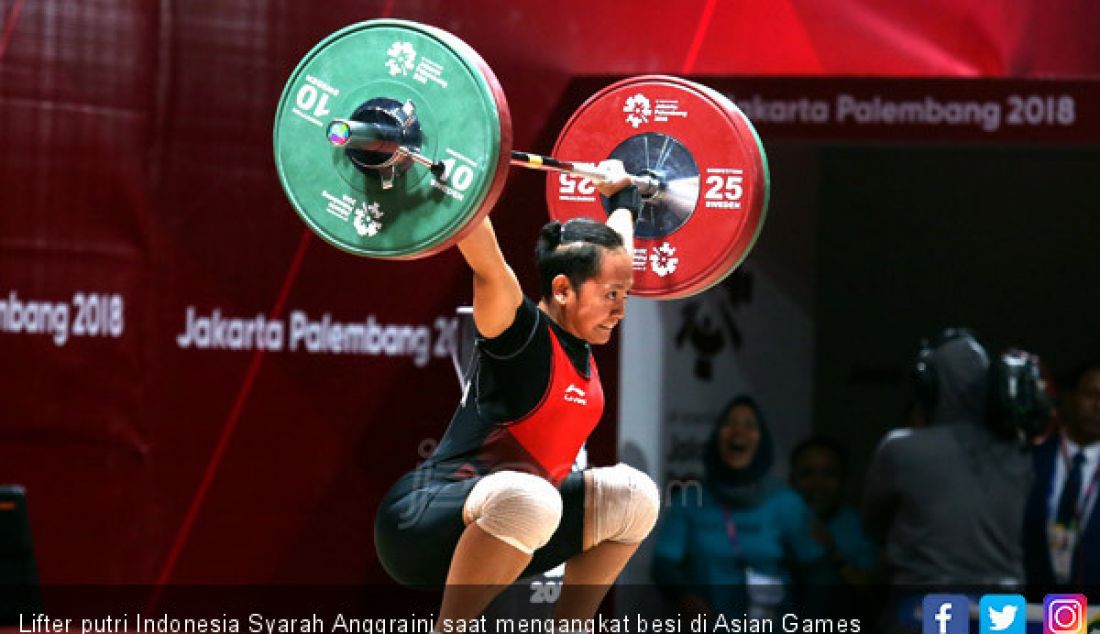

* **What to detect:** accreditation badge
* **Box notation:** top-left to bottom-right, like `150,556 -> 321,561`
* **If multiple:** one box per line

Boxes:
1048,522 -> 1077,583
745,567 -> 785,619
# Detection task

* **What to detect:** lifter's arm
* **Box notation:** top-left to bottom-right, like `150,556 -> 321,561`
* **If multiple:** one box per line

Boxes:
457,160 -> 633,339
456,217 -> 523,339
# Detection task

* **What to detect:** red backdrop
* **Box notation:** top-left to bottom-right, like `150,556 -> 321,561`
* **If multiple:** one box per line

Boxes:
1,0 -> 1098,587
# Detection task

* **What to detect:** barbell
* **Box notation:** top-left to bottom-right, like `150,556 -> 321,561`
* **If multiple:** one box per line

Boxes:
273,19 -> 769,299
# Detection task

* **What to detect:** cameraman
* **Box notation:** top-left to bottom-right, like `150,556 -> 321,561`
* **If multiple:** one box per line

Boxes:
864,329 -> 1036,587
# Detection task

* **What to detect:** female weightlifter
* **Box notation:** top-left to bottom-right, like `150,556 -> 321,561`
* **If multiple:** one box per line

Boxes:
374,160 -> 661,626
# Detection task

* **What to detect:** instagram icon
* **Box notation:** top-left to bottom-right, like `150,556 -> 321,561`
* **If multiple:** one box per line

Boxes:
1043,595 -> 1087,634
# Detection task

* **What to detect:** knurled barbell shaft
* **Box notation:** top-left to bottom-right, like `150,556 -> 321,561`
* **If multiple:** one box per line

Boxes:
326,119 -> 659,196
509,151 -> 659,197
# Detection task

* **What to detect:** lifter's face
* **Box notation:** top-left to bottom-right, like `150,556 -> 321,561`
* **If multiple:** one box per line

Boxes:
556,247 -> 633,345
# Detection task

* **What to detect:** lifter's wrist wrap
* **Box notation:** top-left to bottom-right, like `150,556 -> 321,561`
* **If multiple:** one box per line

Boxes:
608,185 -> 643,222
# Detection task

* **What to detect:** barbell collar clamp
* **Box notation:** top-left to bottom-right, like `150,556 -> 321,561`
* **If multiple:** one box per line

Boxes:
395,146 -> 447,177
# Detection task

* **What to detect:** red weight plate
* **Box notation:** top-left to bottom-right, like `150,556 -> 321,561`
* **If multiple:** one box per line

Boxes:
546,76 -> 769,299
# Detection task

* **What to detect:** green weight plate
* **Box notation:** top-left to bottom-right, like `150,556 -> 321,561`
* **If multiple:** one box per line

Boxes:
274,19 -> 512,259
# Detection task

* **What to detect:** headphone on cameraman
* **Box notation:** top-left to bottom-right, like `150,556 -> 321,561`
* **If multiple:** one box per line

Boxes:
987,348 -> 1053,439
912,328 -> 1052,439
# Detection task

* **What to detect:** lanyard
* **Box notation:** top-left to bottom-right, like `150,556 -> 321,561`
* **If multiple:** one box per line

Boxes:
1058,437 -> 1100,527
721,508 -> 743,558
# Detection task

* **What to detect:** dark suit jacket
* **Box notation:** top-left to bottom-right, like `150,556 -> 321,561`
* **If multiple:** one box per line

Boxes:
1023,433 -> 1100,585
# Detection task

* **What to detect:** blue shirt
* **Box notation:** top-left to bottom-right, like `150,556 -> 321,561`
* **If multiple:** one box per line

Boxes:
804,505 -> 879,585
651,480 -> 826,615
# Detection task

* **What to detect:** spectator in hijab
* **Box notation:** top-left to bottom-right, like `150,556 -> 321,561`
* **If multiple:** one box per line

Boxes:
651,396 -> 825,619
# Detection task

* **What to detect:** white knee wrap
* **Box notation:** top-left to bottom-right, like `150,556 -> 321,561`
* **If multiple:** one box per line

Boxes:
463,471 -> 563,555
586,463 -> 660,547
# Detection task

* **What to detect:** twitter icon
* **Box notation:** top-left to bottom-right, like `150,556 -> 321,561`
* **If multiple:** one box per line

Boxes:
980,594 -> 1026,634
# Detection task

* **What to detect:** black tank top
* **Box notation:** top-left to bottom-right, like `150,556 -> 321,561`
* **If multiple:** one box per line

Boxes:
423,298 -> 603,485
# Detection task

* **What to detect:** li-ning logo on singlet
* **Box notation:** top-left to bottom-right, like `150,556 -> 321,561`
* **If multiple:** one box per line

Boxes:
563,384 -> 587,405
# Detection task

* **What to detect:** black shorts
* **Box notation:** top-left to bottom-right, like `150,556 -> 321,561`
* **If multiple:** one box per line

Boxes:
374,469 -> 586,588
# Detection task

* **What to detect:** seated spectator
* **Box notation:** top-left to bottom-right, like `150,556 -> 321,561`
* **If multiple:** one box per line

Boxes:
789,436 -> 879,588
651,396 -> 824,619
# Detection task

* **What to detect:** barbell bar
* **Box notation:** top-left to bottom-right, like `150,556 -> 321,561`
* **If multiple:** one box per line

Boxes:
326,117 -> 661,196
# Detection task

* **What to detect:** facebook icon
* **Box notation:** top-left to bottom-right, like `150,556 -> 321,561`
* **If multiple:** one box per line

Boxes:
924,595 -> 971,634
